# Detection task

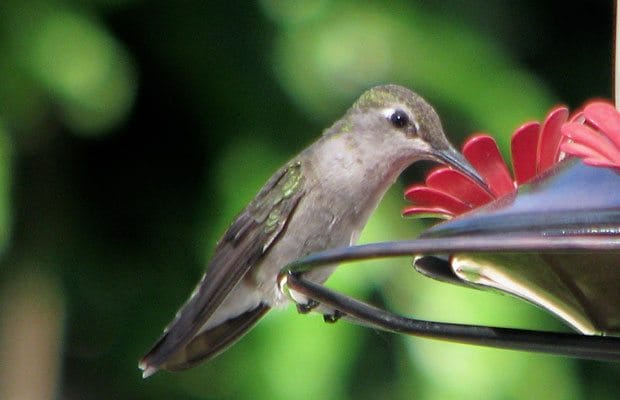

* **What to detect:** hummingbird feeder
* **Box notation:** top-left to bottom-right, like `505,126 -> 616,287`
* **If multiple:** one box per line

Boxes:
279,101 -> 620,361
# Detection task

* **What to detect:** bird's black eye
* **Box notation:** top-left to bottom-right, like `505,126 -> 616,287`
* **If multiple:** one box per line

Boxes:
389,109 -> 409,129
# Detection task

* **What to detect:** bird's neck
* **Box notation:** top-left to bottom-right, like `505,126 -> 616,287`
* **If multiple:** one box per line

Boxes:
302,132 -> 409,238
310,130 -> 408,190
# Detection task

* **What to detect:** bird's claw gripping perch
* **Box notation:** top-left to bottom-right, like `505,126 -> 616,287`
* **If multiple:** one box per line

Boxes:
323,310 -> 345,323
297,299 -> 320,314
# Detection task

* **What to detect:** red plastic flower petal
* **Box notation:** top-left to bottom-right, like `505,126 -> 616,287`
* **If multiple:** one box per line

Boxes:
462,135 -> 514,197
510,122 -> 539,184
561,102 -> 620,168
404,101 -> 620,219
537,107 -> 569,173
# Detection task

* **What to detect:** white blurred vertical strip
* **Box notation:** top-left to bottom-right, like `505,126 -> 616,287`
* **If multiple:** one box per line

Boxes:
0,272 -> 65,400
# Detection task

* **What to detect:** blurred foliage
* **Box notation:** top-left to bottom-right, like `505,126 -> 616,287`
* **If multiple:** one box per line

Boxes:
0,0 -> 618,399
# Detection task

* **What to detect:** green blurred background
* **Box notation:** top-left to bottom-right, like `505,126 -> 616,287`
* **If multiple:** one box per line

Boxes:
0,0 -> 618,399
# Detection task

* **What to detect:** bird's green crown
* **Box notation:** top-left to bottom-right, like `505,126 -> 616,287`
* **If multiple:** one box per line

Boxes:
353,84 -> 423,111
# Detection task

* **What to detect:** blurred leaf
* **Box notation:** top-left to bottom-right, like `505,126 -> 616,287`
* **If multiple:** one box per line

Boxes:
0,121 -> 12,256
4,5 -> 136,136
272,1 -> 554,151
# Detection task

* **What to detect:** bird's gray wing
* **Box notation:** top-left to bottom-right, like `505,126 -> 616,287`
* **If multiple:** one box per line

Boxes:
140,161 -> 305,371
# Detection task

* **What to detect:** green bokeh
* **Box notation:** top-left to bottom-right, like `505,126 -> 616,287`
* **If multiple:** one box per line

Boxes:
0,0 -> 617,399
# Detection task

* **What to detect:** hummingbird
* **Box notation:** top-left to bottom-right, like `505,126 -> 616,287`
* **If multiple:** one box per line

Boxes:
139,84 -> 484,377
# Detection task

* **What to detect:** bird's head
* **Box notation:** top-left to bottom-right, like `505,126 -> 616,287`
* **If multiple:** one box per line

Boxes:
341,84 -> 486,187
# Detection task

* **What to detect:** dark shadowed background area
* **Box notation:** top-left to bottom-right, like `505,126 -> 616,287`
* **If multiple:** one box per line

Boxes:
0,1 -> 618,399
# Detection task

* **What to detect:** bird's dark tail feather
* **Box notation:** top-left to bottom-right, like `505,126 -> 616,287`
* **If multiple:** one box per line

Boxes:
139,304 -> 270,377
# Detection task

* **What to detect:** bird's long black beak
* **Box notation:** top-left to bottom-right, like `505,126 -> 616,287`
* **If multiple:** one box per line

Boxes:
435,147 -> 489,192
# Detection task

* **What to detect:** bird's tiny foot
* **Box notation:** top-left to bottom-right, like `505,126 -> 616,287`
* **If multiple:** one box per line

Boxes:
323,310 -> 344,324
296,299 -> 319,314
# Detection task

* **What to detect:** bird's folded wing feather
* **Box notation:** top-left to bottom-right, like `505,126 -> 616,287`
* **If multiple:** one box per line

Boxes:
140,161 -> 305,369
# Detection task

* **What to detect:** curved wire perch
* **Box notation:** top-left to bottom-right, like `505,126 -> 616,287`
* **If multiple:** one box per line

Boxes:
278,236 -> 620,362
284,272 -> 620,361
285,235 -> 620,276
